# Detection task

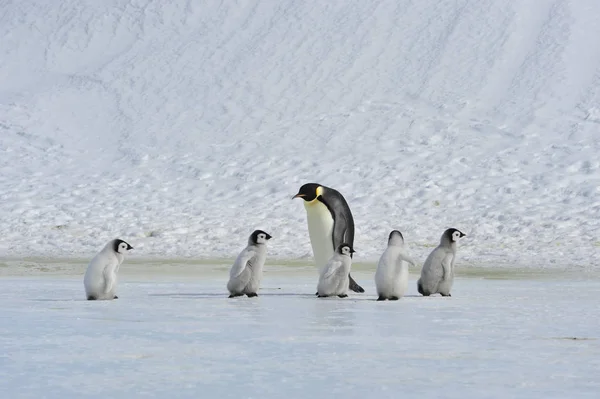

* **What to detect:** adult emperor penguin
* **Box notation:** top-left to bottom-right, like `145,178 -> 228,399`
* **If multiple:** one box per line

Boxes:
374,230 -> 417,301
227,229 -> 272,298
317,243 -> 355,298
417,228 -> 466,297
293,183 -> 364,293
83,238 -> 133,300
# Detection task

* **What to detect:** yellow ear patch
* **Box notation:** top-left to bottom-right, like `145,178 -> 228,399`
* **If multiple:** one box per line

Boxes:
315,186 -> 323,197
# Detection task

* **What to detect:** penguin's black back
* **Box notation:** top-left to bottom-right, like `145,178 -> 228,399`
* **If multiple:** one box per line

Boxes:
318,185 -> 355,251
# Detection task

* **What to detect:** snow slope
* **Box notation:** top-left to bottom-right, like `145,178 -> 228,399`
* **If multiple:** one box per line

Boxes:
1,0 -> 599,267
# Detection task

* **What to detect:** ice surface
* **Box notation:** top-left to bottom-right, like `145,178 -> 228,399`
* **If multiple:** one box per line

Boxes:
1,265 -> 599,398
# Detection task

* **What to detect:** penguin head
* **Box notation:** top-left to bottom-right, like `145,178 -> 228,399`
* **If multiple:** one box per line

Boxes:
442,228 -> 466,244
292,183 -> 323,202
250,229 -> 272,245
388,230 -> 405,246
336,243 -> 355,257
113,239 -> 134,254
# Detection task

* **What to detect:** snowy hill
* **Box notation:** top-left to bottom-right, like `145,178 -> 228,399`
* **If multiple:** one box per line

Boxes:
1,0 -> 599,268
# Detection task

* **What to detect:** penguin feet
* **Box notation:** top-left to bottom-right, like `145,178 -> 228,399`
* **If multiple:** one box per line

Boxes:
348,275 -> 365,293
228,293 -> 244,298
246,293 -> 258,298
87,295 -> 97,301
113,295 -> 119,299
317,294 -> 329,298
389,296 -> 400,301
377,296 -> 387,301
440,293 -> 452,297
338,294 -> 348,298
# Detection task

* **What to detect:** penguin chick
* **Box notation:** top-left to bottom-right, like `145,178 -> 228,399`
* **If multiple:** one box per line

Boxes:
84,239 -> 133,300
227,230 -> 272,298
375,230 -> 417,301
316,243 -> 354,298
417,228 -> 466,297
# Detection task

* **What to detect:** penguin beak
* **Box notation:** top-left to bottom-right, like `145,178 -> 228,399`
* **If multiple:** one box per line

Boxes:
460,232 -> 466,238
292,193 -> 305,199
266,234 -> 272,240
350,248 -> 356,254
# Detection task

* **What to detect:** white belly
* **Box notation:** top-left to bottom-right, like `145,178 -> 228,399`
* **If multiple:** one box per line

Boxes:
304,200 -> 334,270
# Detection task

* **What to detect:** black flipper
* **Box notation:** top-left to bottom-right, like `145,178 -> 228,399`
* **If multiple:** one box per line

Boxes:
349,274 -> 364,293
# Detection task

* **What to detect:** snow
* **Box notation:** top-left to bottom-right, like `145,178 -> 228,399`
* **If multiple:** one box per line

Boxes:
3,3 -> 600,395
1,264 -> 599,398
1,0 -> 600,267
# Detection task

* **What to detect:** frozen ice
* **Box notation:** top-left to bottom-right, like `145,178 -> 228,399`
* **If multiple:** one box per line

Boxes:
1,263 -> 599,398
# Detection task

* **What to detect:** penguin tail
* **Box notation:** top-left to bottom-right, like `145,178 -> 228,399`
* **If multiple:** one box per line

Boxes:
348,274 -> 365,293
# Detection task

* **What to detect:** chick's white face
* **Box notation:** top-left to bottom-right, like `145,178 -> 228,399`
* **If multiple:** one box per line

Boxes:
117,242 -> 130,254
256,233 -> 268,245
341,246 -> 352,256
452,231 -> 463,242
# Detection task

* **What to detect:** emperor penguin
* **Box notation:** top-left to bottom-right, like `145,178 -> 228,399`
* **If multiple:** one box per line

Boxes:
374,230 -> 417,301
227,229 -> 272,298
417,228 -> 466,297
317,243 -> 354,298
293,183 -> 364,293
84,239 -> 133,300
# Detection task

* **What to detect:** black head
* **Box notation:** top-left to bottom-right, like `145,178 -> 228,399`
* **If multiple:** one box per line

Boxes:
442,228 -> 466,243
250,230 -> 272,245
336,243 -> 355,256
113,239 -> 134,254
388,230 -> 405,245
388,230 -> 404,242
292,183 -> 323,202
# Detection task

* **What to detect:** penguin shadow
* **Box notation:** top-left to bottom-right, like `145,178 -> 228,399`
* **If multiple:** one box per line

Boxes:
258,292 -> 318,298
148,293 -> 225,299
31,298 -> 90,302
367,294 -> 453,301
149,286 -> 354,300
148,292 -> 321,299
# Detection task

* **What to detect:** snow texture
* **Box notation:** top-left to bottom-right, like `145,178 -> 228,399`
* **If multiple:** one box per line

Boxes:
1,267 -> 599,399
1,0 -> 599,268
